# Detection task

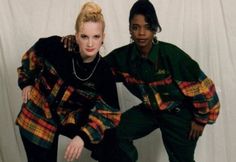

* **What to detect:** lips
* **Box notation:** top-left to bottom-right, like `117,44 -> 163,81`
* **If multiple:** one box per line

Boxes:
137,39 -> 148,44
86,48 -> 95,52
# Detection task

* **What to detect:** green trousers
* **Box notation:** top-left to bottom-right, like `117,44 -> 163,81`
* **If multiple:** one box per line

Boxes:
115,104 -> 198,162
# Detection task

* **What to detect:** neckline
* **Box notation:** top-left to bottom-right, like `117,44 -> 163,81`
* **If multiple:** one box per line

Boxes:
72,55 -> 101,81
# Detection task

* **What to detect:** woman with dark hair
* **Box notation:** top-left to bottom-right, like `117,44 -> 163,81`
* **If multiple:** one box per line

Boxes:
63,0 -> 220,161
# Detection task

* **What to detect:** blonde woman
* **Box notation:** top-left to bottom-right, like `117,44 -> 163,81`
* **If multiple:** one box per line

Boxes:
16,2 -> 121,162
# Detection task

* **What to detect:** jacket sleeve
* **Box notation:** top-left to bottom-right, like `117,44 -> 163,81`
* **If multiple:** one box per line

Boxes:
168,46 -> 220,125
177,69 -> 220,125
80,61 -> 121,144
17,39 -> 46,89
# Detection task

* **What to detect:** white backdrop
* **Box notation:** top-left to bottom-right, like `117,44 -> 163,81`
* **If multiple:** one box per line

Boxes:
0,0 -> 236,162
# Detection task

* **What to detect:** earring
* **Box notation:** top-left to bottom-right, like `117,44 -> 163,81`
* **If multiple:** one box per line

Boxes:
99,43 -> 106,56
153,35 -> 158,44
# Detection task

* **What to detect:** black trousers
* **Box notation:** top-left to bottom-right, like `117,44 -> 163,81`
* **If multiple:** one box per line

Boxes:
113,104 -> 198,162
20,127 -> 131,162
20,130 -> 59,162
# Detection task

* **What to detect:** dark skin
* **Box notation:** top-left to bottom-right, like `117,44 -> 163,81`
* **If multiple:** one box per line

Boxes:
61,14 -> 205,141
129,14 -> 154,57
129,14 -> 204,140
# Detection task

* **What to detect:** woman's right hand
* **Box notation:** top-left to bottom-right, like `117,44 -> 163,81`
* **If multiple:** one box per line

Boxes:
22,85 -> 32,103
64,135 -> 84,162
61,35 -> 76,51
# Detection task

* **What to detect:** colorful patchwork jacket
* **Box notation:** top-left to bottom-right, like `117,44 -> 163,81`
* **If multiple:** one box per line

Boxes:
16,36 -> 121,148
105,42 -> 220,125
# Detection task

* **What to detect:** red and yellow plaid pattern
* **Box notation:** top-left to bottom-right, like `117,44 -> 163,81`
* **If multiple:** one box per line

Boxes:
16,37 -> 121,148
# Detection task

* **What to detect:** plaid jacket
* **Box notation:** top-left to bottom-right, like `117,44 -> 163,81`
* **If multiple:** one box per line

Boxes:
105,42 -> 220,125
16,36 -> 121,148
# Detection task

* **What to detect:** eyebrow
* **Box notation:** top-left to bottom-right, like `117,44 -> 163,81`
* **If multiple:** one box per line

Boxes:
131,23 -> 149,27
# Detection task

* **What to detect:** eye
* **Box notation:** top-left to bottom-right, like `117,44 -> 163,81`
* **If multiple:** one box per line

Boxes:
94,35 -> 101,39
145,24 -> 151,30
130,25 -> 138,31
80,34 -> 88,39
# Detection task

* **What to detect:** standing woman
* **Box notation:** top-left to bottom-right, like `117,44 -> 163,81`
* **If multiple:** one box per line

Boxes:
16,2 -> 120,162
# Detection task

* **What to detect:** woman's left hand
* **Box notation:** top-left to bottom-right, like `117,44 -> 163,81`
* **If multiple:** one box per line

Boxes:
61,35 -> 76,51
64,135 -> 84,162
188,121 -> 205,140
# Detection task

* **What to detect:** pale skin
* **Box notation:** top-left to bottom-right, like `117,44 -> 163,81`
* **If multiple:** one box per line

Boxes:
22,21 -> 105,162
75,21 -> 105,63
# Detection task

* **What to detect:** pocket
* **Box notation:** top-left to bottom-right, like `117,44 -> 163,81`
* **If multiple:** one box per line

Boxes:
27,86 -> 52,118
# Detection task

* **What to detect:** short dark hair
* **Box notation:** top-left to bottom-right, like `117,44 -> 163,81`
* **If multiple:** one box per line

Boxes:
129,0 -> 162,32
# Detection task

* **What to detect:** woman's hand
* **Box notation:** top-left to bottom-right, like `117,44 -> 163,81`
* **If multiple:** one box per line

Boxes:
61,35 -> 76,51
188,121 -> 205,140
22,85 -> 33,103
64,135 -> 84,162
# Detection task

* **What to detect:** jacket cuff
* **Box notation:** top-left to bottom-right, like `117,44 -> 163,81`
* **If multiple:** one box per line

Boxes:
18,80 -> 34,90
77,130 -> 91,146
59,124 -> 91,146
193,118 -> 207,126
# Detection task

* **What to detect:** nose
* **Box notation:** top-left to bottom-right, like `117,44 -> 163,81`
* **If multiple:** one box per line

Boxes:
138,27 -> 145,35
88,38 -> 93,47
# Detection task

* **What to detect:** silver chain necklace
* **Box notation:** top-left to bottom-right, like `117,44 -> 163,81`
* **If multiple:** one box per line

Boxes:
72,55 -> 101,81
